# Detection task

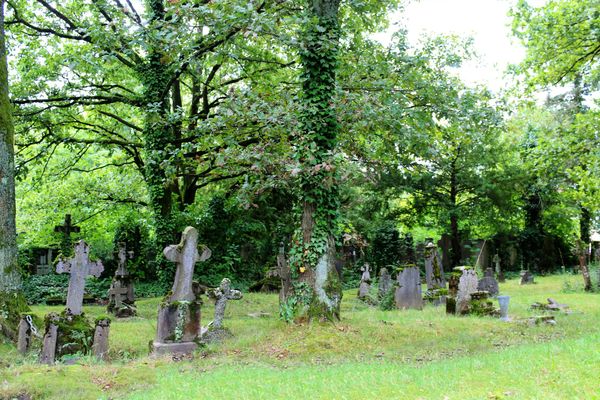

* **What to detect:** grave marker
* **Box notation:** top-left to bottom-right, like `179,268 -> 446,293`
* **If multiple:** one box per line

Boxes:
56,240 -> 104,315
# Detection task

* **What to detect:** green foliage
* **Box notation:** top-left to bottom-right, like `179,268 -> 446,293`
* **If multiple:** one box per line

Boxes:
378,286 -> 396,311
22,275 -> 111,305
112,216 -> 153,280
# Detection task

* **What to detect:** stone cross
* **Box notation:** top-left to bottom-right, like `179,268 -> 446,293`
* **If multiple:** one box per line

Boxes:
54,214 -> 81,252
211,278 -> 242,329
56,240 -> 104,315
115,242 -> 132,277
163,226 -> 211,302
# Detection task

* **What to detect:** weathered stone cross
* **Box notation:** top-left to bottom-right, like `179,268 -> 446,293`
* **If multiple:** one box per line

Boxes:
211,278 -> 242,329
163,226 -> 211,302
115,242 -> 133,277
56,240 -> 104,315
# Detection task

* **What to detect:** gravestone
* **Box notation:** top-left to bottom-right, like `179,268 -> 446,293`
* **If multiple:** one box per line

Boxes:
493,253 -> 505,283
446,271 -> 460,314
520,270 -> 534,285
56,240 -> 104,315
477,268 -> 499,296
152,227 -> 211,356
107,243 -> 136,317
394,266 -> 422,310
358,263 -> 372,300
17,315 -> 34,355
39,313 -> 60,365
456,267 -> 479,315
210,278 -> 243,330
202,278 -> 242,343
424,242 -> 445,290
378,268 -> 392,300
92,318 -> 111,361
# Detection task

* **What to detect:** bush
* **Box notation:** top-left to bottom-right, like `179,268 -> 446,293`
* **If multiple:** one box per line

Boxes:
22,274 -> 111,304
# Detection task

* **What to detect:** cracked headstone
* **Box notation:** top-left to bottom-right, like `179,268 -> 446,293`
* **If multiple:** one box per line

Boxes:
152,227 -> 211,356
56,240 -> 104,315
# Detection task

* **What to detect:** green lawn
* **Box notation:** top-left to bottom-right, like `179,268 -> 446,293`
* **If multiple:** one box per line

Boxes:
2,273 -> 600,399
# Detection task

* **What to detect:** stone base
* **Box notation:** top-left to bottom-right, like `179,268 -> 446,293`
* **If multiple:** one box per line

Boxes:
151,341 -> 197,356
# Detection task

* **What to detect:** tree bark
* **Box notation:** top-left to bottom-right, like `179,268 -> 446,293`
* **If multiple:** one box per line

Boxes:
0,0 -> 20,292
290,0 -> 342,322
449,169 -> 461,268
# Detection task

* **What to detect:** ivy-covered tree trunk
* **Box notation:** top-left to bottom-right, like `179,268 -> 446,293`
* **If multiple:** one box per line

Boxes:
288,0 -> 342,322
0,0 -> 29,340
579,206 -> 592,291
140,0 -> 177,286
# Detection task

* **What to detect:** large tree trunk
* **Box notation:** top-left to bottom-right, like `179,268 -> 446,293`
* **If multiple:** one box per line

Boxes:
0,0 -> 29,341
0,0 -> 20,292
288,0 -> 342,322
449,170 -> 461,268
140,0 -> 178,287
579,206 -> 592,291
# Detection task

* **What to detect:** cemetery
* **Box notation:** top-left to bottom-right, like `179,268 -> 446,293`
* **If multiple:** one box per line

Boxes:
0,0 -> 599,399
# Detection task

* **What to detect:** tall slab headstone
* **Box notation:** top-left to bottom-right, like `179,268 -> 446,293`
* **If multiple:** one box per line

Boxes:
378,268 -> 392,300
152,227 -> 211,356
394,266 -> 422,310
456,267 -> 479,315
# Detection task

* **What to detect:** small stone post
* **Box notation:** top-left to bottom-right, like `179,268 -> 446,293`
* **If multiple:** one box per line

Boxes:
92,318 -> 111,361
17,315 -> 31,355
40,313 -> 60,365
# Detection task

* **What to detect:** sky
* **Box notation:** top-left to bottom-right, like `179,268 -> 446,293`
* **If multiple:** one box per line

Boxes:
375,0 -> 538,92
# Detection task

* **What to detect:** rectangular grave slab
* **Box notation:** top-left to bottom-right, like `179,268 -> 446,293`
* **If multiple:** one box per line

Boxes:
394,266 -> 422,310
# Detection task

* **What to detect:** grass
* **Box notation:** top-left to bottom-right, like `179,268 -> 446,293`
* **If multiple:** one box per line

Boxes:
2,273 -> 600,399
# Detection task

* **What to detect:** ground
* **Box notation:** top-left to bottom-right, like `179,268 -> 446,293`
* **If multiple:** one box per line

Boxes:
1,274 -> 600,399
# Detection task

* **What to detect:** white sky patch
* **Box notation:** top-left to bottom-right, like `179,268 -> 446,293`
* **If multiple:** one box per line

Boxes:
374,0 -> 547,92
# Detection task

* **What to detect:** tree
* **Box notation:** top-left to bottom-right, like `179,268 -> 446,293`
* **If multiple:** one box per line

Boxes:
0,0 -> 28,340
8,0 -> 293,286
286,0 -> 343,322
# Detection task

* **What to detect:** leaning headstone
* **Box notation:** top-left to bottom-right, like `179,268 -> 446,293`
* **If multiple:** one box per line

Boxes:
358,263 -> 372,300
394,266 -> 422,310
202,278 -> 242,343
39,313 -> 60,365
456,267 -> 479,315
17,315 -> 32,355
477,268 -> 499,296
92,317 -> 111,361
210,278 -> 242,330
520,270 -> 534,285
56,240 -> 104,315
107,243 -> 136,317
152,227 -> 211,356
378,268 -> 392,300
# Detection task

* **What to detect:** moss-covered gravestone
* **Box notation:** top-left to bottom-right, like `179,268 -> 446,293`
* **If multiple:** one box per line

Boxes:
424,242 -> 446,305
202,278 -> 242,344
107,243 -> 136,318
40,240 -> 104,363
152,227 -> 211,356
456,266 -> 478,315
